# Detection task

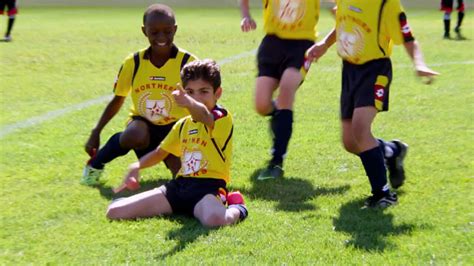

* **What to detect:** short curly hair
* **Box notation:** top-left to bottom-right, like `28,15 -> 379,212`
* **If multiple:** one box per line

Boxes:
181,59 -> 221,92
143,4 -> 175,25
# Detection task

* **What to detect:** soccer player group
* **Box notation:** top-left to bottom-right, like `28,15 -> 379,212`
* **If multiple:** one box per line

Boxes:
79,1 -> 442,228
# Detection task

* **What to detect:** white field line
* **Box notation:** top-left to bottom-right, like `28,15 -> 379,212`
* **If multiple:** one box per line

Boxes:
0,95 -> 113,138
1,53 -> 472,138
0,50 -> 257,139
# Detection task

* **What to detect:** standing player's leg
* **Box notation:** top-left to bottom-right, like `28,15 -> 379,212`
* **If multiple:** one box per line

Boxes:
106,186 -> 172,219
254,76 -> 279,116
3,0 -> 17,41
441,0 -> 454,39
263,68 -> 302,179
377,138 -> 408,189
193,194 -> 248,227
254,76 -> 282,180
81,119 -> 150,186
454,0 -> 465,39
350,107 -> 397,208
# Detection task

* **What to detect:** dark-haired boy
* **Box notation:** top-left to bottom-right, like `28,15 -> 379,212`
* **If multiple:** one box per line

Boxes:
106,60 -> 248,227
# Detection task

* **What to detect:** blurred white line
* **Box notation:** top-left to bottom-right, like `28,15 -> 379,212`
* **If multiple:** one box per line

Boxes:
1,53 -> 472,138
0,50 -> 257,138
0,95 -> 112,138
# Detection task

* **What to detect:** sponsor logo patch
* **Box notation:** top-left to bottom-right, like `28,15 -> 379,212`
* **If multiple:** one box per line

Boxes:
348,5 -> 362,13
149,76 -> 166,81
188,129 -> 198,135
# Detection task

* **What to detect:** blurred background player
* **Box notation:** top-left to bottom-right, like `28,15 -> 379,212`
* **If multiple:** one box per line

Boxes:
106,60 -> 248,227
81,4 -> 196,186
307,0 -> 438,208
239,0 -> 320,180
440,0 -> 466,39
0,0 -> 17,42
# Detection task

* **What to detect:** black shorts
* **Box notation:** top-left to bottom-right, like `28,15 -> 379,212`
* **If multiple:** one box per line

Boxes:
341,58 -> 392,119
0,0 -> 17,16
164,177 -> 227,216
131,116 -> 180,169
440,0 -> 464,12
257,35 -> 314,80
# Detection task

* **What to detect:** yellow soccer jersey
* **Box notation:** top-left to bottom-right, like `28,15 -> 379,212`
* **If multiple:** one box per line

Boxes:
262,0 -> 320,41
335,0 -> 415,64
113,46 -> 196,125
160,105 -> 233,183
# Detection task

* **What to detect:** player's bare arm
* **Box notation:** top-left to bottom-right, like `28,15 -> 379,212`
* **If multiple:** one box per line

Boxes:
172,84 -> 215,128
239,0 -> 256,32
403,40 -> 439,84
85,95 -> 125,156
306,28 -> 336,62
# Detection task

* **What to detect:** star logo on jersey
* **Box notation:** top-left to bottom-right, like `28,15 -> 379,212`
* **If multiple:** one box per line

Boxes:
181,150 -> 208,176
274,0 -> 306,24
138,92 -> 173,123
337,23 -> 365,59
146,100 -> 168,118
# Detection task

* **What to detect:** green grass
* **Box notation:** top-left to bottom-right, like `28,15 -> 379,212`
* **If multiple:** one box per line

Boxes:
1,7 -> 473,264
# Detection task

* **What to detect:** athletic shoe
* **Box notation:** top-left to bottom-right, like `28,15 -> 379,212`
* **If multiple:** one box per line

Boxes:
80,164 -> 103,186
443,33 -> 451,39
363,192 -> 398,208
454,27 -> 466,40
1,36 -> 12,42
387,140 -> 408,189
257,163 -> 284,180
229,204 -> 248,221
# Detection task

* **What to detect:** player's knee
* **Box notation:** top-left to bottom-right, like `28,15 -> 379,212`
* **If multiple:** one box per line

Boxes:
342,139 -> 358,154
444,12 -> 451,20
255,102 -> 273,116
106,205 -> 122,220
200,211 -> 226,227
120,130 -> 149,149
351,123 -> 370,142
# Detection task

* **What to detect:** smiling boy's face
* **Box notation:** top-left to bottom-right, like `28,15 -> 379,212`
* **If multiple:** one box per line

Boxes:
142,14 -> 176,51
184,79 -> 222,111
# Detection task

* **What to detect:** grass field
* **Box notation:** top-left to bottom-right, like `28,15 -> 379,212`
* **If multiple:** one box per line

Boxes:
1,7 -> 473,264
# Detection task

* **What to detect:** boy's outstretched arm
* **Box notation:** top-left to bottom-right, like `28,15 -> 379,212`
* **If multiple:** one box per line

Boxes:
239,0 -> 256,32
306,28 -> 336,62
403,40 -> 439,84
122,147 -> 170,184
172,84 -> 215,128
84,95 -> 125,156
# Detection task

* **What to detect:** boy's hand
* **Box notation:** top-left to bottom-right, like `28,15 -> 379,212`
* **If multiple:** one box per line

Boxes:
113,163 -> 141,193
172,84 -> 192,107
415,65 -> 439,85
241,16 -> 256,32
85,130 -> 100,157
306,41 -> 329,62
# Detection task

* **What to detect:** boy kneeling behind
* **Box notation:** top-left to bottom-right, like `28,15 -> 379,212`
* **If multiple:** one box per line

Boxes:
107,60 -> 248,227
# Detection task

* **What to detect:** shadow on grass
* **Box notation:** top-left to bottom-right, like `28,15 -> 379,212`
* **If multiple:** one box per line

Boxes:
241,168 -> 350,212
155,215 -> 211,260
333,199 -> 415,252
94,178 -> 169,200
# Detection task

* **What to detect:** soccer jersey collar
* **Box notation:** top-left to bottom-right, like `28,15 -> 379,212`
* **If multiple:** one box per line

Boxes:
143,45 -> 179,60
